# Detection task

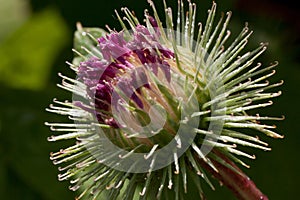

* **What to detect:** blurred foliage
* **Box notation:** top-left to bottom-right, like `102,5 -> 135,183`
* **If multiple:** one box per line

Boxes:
0,0 -> 29,42
0,8 -> 69,90
0,0 -> 299,199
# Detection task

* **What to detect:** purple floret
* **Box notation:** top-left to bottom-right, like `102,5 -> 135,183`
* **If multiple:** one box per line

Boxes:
77,25 -> 174,127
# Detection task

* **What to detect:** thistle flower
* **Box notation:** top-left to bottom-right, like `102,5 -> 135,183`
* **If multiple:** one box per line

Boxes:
46,1 -> 283,199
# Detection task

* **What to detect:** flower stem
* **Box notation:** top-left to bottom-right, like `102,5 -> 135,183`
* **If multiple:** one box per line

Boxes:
200,150 -> 268,200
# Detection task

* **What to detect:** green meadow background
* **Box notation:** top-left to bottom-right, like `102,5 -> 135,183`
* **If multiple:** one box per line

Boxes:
0,0 -> 299,199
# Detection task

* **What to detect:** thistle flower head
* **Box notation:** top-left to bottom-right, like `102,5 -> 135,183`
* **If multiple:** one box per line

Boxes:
46,1 -> 283,199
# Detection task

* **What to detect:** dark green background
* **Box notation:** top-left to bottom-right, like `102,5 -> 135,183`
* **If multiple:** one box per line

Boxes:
0,0 -> 299,199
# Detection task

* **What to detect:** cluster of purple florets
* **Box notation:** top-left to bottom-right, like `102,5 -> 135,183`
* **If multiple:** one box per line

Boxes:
77,25 -> 174,127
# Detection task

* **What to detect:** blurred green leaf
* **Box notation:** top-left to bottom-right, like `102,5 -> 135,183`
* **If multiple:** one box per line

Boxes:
0,0 -> 30,42
0,8 -> 70,90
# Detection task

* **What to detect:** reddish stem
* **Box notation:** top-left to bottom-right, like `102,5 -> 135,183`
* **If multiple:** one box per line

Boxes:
199,150 -> 268,200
